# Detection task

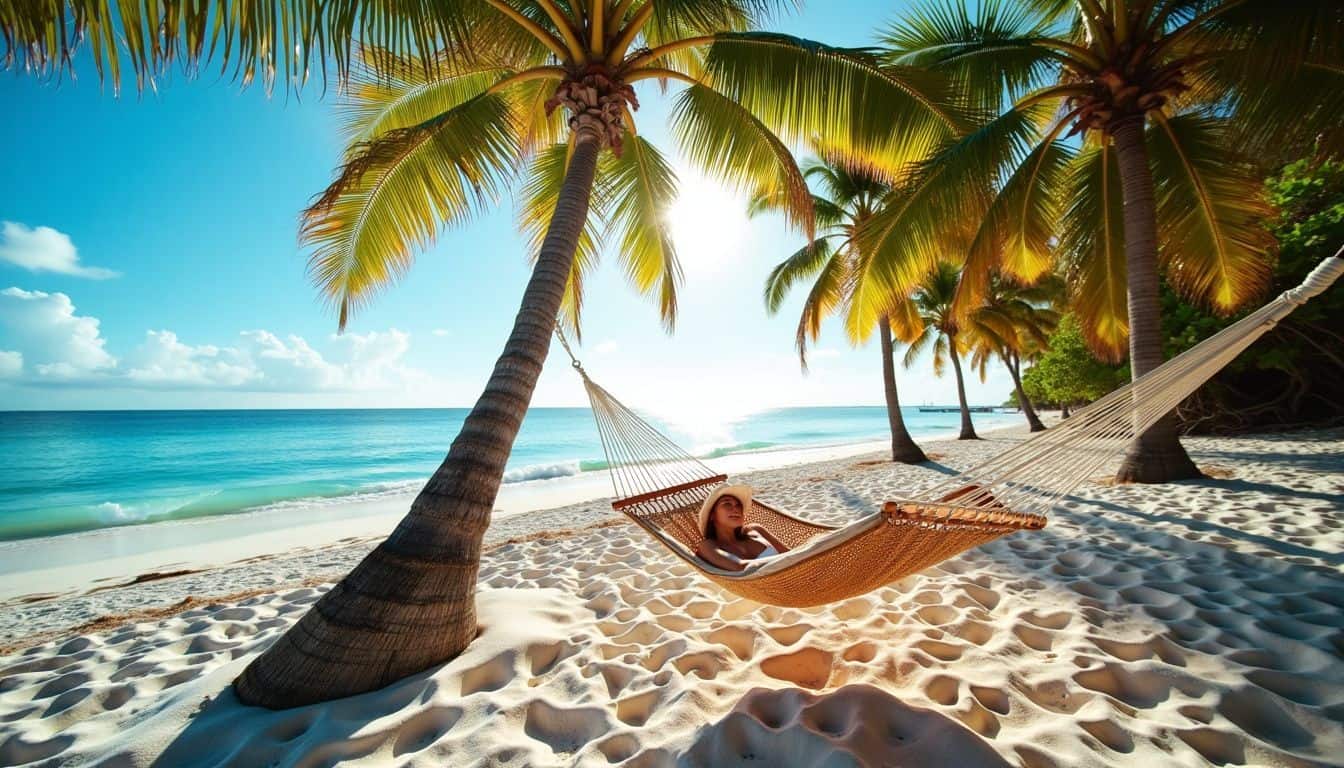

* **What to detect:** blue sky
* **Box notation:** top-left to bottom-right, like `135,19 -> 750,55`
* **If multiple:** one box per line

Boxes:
0,1 -> 1016,417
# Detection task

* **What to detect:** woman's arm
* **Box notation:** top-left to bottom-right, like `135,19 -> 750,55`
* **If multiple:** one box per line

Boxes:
742,523 -> 789,553
696,540 -> 748,571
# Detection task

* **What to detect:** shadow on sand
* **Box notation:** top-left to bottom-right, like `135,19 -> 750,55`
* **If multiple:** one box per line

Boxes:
674,685 -> 1009,768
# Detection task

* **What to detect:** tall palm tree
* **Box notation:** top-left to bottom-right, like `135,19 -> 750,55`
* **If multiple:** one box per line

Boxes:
964,273 -> 1062,432
757,159 -> 928,463
905,262 -> 980,440
5,2 -> 967,707
861,0 -> 1340,482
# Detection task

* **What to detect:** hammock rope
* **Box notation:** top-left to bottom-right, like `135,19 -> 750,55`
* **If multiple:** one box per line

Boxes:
555,253 -> 1344,607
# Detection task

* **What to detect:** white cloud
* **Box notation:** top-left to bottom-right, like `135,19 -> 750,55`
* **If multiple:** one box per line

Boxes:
0,350 -> 21,378
125,330 -> 257,387
0,287 -> 116,380
0,288 -> 431,393
241,330 -> 343,391
0,222 -> 118,279
329,329 -> 427,391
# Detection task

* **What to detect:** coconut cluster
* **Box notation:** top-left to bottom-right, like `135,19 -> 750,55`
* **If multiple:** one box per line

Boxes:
546,65 -> 641,155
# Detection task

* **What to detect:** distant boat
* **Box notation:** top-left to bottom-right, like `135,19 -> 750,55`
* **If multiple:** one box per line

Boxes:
918,405 -> 996,413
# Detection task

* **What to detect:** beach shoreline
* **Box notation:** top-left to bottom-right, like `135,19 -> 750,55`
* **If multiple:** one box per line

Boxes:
2,424 -> 1341,766
0,416 -> 1028,608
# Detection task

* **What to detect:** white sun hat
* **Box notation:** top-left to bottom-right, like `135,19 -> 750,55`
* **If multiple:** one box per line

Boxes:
697,483 -> 755,539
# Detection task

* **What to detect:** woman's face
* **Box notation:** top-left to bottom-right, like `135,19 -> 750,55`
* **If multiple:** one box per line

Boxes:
711,495 -> 745,528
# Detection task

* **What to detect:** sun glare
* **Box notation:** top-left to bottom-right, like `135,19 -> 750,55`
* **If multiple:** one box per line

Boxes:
665,171 -> 749,277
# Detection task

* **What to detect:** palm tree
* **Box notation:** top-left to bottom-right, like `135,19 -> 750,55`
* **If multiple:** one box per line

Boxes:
905,262 -> 979,440
964,274 -> 1062,432
248,13 -> 970,710
5,2 -> 968,707
757,159 -> 928,463
862,0 -> 1340,482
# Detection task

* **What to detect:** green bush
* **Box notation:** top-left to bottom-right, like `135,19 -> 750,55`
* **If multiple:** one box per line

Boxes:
1165,158 -> 1344,432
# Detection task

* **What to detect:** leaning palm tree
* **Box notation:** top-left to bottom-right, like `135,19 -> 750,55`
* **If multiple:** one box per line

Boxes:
905,261 -> 980,440
963,273 -> 1062,432
238,7 -> 967,709
862,0 -> 1341,482
4,2 -> 968,708
757,158 -> 928,463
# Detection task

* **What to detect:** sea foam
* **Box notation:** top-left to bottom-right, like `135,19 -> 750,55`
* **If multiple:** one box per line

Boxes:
502,461 -> 583,483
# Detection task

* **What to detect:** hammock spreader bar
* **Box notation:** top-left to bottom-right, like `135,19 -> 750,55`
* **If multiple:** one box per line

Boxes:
555,252 -> 1343,607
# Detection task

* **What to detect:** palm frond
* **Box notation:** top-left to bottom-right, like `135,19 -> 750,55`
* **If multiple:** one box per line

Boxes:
511,74 -> 571,152
602,134 -> 683,332
886,295 -> 926,344
882,0 -> 1063,109
1196,61 -> 1344,160
970,306 -> 1017,349
670,83 -> 814,239
953,103 -> 1073,315
1058,141 -> 1128,361
809,197 -> 850,231
762,237 -> 839,314
902,326 -> 936,369
856,104 -> 1047,336
699,32 -> 967,179
1147,112 -> 1275,313
641,0 -> 773,45
340,53 -> 516,149
1175,0 -> 1343,82
0,0 -> 485,94
802,156 -> 888,211
302,92 -> 520,330
790,241 -> 849,370
931,334 -> 949,377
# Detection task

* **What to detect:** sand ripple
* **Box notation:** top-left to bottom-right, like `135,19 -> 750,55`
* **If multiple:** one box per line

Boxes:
1,428 -> 1342,766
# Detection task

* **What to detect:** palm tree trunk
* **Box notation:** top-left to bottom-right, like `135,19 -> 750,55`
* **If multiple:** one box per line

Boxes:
1003,351 -> 1046,432
233,127 -> 606,709
947,333 -> 978,440
1109,116 -> 1201,483
878,316 -> 927,463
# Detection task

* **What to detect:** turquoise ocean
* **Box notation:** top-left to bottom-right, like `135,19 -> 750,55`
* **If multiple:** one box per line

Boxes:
0,407 -> 1021,542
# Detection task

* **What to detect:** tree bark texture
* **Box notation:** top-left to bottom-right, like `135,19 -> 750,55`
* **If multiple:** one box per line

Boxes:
1004,352 -> 1046,432
947,334 -> 979,440
1109,116 -> 1201,483
233,128 -> 607,709
878,316 -> 928,463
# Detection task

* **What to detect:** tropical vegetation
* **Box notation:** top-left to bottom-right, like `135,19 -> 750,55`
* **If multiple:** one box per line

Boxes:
964,274 -> 1061,431
903,262 -> 980,440
758,158 -> 928,463
859,0 -> 1341,483
1020,314 -> 1127,416
1164,158 -> 1344,432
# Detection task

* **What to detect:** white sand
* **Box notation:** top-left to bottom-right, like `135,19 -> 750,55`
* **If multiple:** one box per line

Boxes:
1,426 -> 1342,766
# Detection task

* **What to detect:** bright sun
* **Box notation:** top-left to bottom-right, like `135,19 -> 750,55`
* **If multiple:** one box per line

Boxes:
664,170 -> 749,276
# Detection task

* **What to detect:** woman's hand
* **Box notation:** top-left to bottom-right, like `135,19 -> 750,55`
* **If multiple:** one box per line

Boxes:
741,522 -> 764,534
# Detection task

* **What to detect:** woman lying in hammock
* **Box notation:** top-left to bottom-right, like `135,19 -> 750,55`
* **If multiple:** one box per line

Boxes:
695,483 -> 790,571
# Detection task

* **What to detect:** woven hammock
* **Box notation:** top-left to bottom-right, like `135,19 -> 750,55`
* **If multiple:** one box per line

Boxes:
557,254 -> 1343,607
